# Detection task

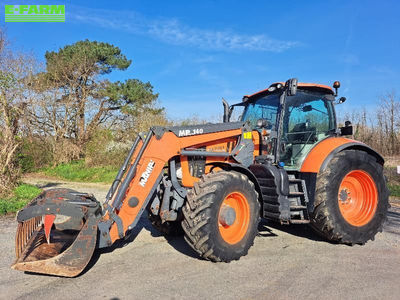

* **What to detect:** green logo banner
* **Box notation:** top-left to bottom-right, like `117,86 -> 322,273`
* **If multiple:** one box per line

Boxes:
5,5 -> 65,22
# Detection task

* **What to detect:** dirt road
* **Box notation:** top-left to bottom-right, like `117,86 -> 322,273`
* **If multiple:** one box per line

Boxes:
1,177 -> 399,299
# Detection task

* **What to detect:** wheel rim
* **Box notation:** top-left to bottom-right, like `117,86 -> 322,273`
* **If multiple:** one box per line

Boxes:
218,192 -> 250,244
338,170 -> 378,226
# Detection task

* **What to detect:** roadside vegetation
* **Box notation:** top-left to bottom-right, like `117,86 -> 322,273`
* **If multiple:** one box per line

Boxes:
0,27 -> 400,215
384,164 -> 400,197
389,184 -> 400,197
0,29 -> 166,214
0,184 -> 41,214
40,160 -> 118,183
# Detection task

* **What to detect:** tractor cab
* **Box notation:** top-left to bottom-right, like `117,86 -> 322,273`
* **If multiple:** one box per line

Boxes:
239,81 -> 339,170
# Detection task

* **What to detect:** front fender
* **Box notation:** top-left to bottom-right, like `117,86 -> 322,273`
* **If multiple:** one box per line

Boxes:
209,162 -> 263,202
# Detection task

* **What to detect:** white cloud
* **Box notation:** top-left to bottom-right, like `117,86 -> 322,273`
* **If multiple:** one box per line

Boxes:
371,66 -> 396,76
341,54 -> 360,65
69,7 -> 300,53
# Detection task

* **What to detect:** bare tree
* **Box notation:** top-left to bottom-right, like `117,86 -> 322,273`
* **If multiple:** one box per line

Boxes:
0,30 -> 36,192
339,91 -> 400,157
377,91 -> 400,155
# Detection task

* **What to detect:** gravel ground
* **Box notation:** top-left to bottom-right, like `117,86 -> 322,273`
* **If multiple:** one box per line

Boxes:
0,177 -> 399,300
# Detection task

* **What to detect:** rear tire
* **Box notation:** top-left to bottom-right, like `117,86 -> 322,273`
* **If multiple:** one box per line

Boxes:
182,171 -> 260,262
310,150 -> 389,244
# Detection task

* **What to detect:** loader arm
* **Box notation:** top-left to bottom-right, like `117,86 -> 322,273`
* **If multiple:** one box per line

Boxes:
101,122 -> 253,245
11,122 -> 253,277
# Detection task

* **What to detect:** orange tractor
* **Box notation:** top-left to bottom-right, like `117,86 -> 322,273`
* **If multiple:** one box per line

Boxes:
12,79 -> 389,277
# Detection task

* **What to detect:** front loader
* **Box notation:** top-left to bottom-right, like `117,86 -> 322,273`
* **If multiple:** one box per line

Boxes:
12,79 -> 389,277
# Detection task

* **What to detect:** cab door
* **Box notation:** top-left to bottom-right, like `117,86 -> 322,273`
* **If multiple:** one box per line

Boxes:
280,91 -> 335,170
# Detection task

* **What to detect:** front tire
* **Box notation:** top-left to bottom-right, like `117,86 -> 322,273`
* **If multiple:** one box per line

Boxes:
182,171 -> 260,262
310,150 -> 389,244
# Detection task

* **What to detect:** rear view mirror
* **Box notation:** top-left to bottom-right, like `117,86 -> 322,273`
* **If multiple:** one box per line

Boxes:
287,78 -> 298,96
222,98 -> 230,123
340,121 -> 353,136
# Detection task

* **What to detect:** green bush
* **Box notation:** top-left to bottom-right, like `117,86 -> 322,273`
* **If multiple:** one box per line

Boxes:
389,184 -> 400,197
384,166 -> 398,183
84,129 -> 127,168
18,138 -> 53,172
384,166 -> 400,197
41,160 -> 118,183
0,184 -> 42,215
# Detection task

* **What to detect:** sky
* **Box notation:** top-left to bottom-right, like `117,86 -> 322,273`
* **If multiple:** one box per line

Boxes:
1,0 -> 399,121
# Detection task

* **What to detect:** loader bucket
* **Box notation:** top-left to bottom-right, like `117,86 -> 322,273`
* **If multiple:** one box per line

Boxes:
11,189 -> 102,277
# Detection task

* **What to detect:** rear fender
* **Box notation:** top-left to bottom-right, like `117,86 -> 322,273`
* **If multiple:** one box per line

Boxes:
300,137 -> 384,174
300,137 -> 384,212
320,143 -> 384,172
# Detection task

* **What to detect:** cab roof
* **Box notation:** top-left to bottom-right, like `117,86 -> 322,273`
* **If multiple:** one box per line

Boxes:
243,82 -> 334,102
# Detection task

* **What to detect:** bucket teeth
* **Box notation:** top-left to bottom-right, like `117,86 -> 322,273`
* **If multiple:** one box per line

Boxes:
44,214 -> 56,244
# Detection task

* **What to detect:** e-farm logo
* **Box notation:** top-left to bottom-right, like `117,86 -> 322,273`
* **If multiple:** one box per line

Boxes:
5,5 -> 65,22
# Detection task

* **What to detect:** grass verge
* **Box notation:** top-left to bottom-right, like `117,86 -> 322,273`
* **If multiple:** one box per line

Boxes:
40,160 -> 118,183
383,166 -> 400,198
0,184 -> 42,215
388,184 -> 400,198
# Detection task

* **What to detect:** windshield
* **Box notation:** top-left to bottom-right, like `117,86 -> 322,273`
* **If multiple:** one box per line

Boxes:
241,93 -> 279,129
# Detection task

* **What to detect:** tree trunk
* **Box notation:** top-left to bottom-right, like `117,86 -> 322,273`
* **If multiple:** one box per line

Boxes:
0,92 -> 21,193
